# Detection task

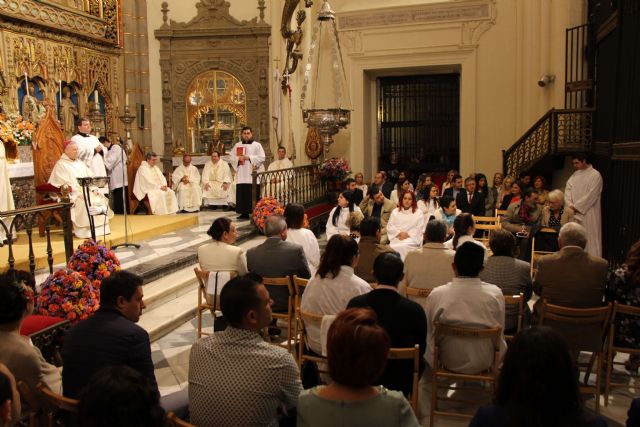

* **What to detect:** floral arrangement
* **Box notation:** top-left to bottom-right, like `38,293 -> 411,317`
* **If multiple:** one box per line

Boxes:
320,157 -> 352,182
68,240 -> 121,292
252,196 -> 285,233
36,269 -> 100,323
13,118 -> 35,146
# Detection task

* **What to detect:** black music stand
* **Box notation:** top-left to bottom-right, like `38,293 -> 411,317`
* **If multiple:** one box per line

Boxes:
77,177 -> 109,242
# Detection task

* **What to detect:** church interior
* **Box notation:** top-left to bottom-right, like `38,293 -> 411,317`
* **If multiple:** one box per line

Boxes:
0,0 -> 639,425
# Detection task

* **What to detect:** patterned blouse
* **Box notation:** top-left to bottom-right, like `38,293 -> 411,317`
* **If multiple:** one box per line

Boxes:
606,266 -> 640,348
548,207 -> 563,228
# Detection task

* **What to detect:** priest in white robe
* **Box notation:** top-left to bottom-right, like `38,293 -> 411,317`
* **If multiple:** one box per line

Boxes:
201,151 -> 232,209
0,140 -> 16,243
48,141 -> 113,239
171,154 -> 202,213
70,117 -> 108,179
229,126 -> 265,219
133,152 -> 178,215
387,192 -> 425,261
265,146 -> 294,202
564,153 -> 603,257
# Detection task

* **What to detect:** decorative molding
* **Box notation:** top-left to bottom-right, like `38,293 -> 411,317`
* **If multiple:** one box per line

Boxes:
158,0 -> 268,32
612,141 -> 640,161
341,31 -> 363,54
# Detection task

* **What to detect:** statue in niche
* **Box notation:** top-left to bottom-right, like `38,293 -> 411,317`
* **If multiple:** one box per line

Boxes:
21,82 -> 45,125
162,72 -> 171,99
61,86 -> 79,138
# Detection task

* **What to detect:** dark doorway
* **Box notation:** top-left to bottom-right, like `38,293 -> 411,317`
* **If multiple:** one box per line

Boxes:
377,74 -> 460,183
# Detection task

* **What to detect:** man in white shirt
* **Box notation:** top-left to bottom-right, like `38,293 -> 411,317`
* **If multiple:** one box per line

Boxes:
201,151 -> 232,210
564,153 -> 603,257
70,117 -> 107,178
133,152 -> 178,215
425,241 -> 506,374
229,126 -> 265,220
101,136 -> 128,214
48,141 -> 113,238
265,146 -> 294,202
171,154 -> 202,213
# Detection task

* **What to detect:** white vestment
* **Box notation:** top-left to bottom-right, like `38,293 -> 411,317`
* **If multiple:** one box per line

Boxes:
133,161 -> 178,215
172,164 -> 202,212
0,142 -> 15,242
48,154 -> 113,238
103,144 -> 128,190
387,208 -> 425,261
564,165 -> 603,257
70,134 -> 108,178
265,157 -> 294,201
201,159 -> 232,206
228,141 -> 266,184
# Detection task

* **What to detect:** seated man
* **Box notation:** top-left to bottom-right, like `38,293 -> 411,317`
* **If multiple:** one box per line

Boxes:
401,219 -> 456,299
133,151 -> 178,215
359,186 -> 395,243
501,188 -> 542,235
48,140 -> 113,238
345,178 -> 363,206
171,154 -> 202,213
348,252 -> 426,397
189,275 -> 301,427
201,151 -> 232,210
456,176 -> 485,217
265,146 -> 294,201
354,217 -> 396,283
425,242 -> 506,374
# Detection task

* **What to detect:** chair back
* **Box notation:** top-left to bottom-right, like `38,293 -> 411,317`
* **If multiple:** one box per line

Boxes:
168,411 -> 196,427
37,382 -> 78,427
473,216 -> 501,247
127,142 -> 146,214
387,345 -> 420,411
539,301 -> 610,353
17,381 -> 42,426
298,310 -> 328,370
194,267 -> 237,337
605,302 -> 640,405
503,293 -> 524,340
530,229 -> 558,277
495,208 -> 508,218
263,276 -> 295,351
405,286 -> 432,311
292,275 -> 309,349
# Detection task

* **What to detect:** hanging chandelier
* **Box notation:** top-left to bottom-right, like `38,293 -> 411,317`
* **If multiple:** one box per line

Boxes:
300,0 -> 351,152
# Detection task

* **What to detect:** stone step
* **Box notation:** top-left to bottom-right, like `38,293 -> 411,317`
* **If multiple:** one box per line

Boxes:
140,266 -> 199,313
138,287 -> 199,342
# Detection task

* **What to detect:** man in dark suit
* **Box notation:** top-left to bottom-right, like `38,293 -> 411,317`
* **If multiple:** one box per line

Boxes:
348,252 -> 426,397
372,171 -> 394,199
246,215 -> 311,312
456,176 -> 485,216
442,174 -> 464,201
344,178 -> 363,206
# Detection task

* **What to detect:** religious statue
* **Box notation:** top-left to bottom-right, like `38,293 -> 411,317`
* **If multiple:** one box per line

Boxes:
61,86 -> 79,138
21,82 -> 45,125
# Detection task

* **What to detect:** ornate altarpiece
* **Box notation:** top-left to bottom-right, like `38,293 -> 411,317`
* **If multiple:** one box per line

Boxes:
155,0 -> 272,168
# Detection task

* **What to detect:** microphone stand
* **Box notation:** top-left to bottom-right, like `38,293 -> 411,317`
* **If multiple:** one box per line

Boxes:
112,105 -> 140,250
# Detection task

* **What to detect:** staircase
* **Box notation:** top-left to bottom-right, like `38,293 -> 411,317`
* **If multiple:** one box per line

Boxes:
502,108 -> 594,178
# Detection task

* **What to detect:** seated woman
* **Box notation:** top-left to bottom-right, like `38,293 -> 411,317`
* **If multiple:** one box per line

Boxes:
488,172 -> 503,215
285,204 -> 320,276
533,175 -> 549,207
326,191 -> 361,241
0,273 -> 61,393
300,235 -> 372,354
469,326 -> 607,427
499,180 -> 523,211
347,211 -> 365,242
414,173 -> 432,200
354,172 -> 368,199
497,175 -> 514,211
417,183 -> 440,221
440,169 -> 458,197
387,191 -> 425,261
444,213 -> 488,262
540,189 -> 575,230
390,179 -> 412,206
606,239 -> 640,373
297,308 -> 420,427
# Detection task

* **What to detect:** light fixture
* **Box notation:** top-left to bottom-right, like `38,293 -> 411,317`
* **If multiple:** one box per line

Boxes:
300,0 -> 351,152
538,74 -> 556,87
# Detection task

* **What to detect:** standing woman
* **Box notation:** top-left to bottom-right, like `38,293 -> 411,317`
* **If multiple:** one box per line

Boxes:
533,175 -> 549,207
354,172 -> 368,198
417,183 -> 440,221
285,203 -> 321,276
387,191 -> 425,261
326,191 -> 361,241
441,169 -> 459,196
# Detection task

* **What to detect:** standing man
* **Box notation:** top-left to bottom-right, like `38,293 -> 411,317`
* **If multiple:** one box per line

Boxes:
172,154 -> 202,213
71,117 -> 107,178
201,151 -> 232,210
101,136 -> 128,215
133,152 -> 178,215
229,126 -> 265,220
564,153 -> 603,257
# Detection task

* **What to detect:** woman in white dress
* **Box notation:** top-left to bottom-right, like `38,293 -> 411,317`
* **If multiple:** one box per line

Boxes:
444,213 -> 488,263
326,191 -> 362,241
285,203 -> 320,276
354,172 -> 368,198
387,191 -> 425,261
417,184 -> 440,222
390,179 -> 411,206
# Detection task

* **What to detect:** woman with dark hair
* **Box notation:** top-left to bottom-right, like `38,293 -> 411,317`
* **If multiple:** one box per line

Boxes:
414,173 -> 432,200
297,308 -> 419,427
300,235 -> 371,354
533,175 -> 549,207
469,326 -> 607,427
285,203 -> 320,275
606,239 -> 640,373
475,173 -> 494,216
417,183 -> 440,220
325,191 -> 361,241
390,179 -> 412,206
445,213 -> 487,262
197,217 -> 247,278
387,191 -> 425,261
499,181 -> 523,211
0,274 -> 61,393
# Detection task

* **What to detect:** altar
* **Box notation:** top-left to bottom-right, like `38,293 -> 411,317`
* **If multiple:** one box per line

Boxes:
8,161 -> 35,209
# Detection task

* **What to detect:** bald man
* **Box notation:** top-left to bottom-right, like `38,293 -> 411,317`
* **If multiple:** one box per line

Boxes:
171,154 -> 202,213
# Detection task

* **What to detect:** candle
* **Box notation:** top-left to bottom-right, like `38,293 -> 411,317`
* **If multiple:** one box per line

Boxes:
94,90 -> 99,104
125,93 -> 129,107
24,73 -> 29,96
59,80 -> 62,108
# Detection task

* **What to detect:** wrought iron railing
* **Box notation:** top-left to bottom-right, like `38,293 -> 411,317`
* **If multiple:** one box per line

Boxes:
0,203 -> 74,275
503,108 -> 594,177
251,164 -> 329,212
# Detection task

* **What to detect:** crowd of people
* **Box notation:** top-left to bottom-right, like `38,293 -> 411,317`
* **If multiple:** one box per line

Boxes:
1,153 -> 639,427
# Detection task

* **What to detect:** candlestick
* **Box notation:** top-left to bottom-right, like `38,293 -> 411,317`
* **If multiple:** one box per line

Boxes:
125,93 -> 129,107
24,73 -> 29,96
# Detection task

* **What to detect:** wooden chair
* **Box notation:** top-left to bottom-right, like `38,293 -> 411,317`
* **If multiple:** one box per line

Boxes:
503,293 -> 524,342
292,275 -> 309,349
263,276 -> 295,352
388,345 -> 420,412
473,215 -> 501,247
605,302 -> 640,406
405,286 -> 432,310
297,310 -> 329,373
17,381 -> 41,427
36,382 -> 78,427
495,208 -> 508,219
430,323 -> 502,426
127,142 -> 153,215
194,267 -> 237,338
538,301 -> 611,413
167,411 -> 196,427
530,228 -> 558,277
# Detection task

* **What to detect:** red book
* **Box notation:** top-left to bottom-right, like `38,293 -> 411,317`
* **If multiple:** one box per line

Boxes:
236,146 -> 246,165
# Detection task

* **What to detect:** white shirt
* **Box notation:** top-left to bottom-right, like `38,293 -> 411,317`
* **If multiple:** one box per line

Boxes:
286,228 -> 320,276
564,165 -> 603,257
325,206 -> 362,241
417,199 -> 438,220
300,266 -> 371,353
387,208 -> 425,247
444,234 -> 488,264
103,144 -> 128,189
229,141 -> 266,184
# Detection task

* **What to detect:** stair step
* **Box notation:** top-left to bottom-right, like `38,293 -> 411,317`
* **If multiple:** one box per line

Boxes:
141,266 -> 199,313
138,286 -> 199,342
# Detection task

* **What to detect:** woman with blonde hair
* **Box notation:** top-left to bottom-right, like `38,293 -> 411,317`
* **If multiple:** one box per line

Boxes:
497,175 -> 514,210
441,169 -> 459,196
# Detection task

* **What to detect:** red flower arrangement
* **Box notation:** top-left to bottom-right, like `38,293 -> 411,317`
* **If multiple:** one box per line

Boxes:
36,269 -> 100,323
320,157 -> 352,182
252,196 -> 285,233
67,240 -> 121,292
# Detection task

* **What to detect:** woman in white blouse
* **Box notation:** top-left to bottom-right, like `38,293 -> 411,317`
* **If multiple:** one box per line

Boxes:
444,213 -> 488,262
326,191 -> 362,241
390,179 -> 412,206
417,183 -> 440,221
300,235 -> 372,354
285,203 -> 320,276
387,191 -> 425,261
354,172 -> 368,198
